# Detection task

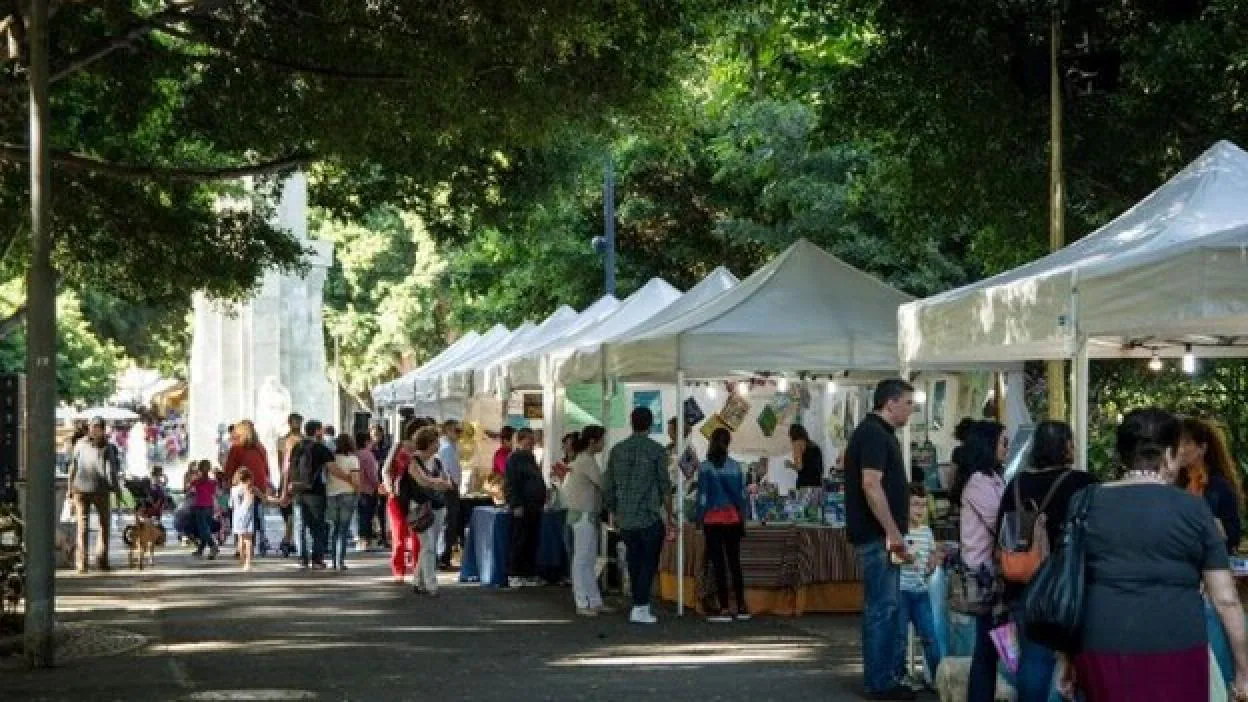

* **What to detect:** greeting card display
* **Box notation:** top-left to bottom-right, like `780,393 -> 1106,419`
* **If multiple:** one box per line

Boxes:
719,393 -> 751,430
682,396 -> 706,428
756,404 -> 779,437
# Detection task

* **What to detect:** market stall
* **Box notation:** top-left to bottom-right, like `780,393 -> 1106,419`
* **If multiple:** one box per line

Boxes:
659,522 -> 863,615
603,239 -> 914,613
899,139 -> 1248,468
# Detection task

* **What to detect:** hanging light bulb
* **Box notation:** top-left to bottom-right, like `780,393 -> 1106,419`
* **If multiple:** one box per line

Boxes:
736,380 -> 750,396
914,389 -> 927,405
777,376 -> 789,393
826,379 -> 837,394
1182,344 -> 1196,374
1148,350 -> 1163,372
706,382 -> 718,399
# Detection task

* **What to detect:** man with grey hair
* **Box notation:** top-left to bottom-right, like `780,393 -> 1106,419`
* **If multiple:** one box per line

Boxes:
67,417 -> 122,573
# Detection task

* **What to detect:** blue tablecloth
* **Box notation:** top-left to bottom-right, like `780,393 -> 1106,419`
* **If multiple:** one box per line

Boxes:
536,509 -> 569,583
460,507 -> 510,587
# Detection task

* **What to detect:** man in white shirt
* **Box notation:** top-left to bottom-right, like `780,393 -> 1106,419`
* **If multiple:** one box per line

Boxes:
437,419 -> 464,570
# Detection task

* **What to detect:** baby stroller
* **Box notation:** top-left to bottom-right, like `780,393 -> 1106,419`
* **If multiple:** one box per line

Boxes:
122,477 -> 172,547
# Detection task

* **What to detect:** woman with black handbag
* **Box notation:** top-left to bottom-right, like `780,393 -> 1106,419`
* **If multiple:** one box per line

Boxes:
398,427 -> 454,596
950,420 -> 1008,702
1046,409 -> 1248,701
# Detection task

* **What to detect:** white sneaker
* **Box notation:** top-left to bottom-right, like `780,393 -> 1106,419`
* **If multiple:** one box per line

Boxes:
525,577 -> 543,587
508,577 -> 524,588
629,606 -> 657,624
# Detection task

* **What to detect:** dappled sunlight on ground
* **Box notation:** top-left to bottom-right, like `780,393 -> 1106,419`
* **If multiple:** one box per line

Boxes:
3,547 -> 900,701
549,636 -> 825,667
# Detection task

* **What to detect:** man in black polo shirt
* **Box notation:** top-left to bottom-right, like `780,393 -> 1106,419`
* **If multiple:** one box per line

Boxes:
844,378 -> 916,700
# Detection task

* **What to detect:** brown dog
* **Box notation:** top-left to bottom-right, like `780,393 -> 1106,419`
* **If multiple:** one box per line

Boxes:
128,519 -> 159,570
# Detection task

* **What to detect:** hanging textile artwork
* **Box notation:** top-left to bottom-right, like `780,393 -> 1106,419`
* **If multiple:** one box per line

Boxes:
683,397 -> 705,428
756,405 -> 779,438
720,394 -> 751,430
700,414 -> 731,441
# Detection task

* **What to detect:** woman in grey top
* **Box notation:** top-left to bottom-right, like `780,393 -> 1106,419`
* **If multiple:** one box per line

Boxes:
563,425 -> 607,616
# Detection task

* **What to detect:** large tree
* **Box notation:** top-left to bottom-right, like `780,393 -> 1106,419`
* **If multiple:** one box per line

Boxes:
0,0 -> 733,340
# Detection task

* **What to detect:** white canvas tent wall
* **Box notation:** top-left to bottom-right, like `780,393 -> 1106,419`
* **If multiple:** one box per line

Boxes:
396,326 -> 507,405
608,238 -> 915,381
467,305 -> 580,398
555,267 -> 740,386
899,139 -> 1248,468
483,295 -> 620,394
435,322 -> 537,401
380,330 -> 481,406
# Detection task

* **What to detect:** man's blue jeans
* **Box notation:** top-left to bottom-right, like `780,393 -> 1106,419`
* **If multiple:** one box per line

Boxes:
621,521 -> 665,608
857,540 -> 905,694
294,494 -> 328,565
327,493 -> 358,569
901,589 -> 942,682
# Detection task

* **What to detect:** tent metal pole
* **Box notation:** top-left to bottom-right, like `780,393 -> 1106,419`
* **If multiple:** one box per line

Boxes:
900,364 -> 912,474
676,369 -> 686,617
1075,335 -> 1090,472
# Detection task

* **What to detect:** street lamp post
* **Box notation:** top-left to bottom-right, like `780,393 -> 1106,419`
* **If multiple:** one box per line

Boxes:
602,155 -> 616,296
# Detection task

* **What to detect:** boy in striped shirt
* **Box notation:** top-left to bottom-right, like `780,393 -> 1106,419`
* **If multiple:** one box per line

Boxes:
899,484 -> 943,687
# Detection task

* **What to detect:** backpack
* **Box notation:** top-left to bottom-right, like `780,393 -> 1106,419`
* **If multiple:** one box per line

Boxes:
287,439 -> 324,495
997,470 -> 1072,584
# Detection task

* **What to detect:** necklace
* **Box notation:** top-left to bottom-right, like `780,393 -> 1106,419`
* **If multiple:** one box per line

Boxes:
1120,470 -> 1167,484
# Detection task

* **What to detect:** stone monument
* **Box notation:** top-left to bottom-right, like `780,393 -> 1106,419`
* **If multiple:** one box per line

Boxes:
187,173 -> 335,472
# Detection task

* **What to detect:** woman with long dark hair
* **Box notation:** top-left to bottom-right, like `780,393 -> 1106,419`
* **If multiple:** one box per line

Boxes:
695,427 -> 750,623
954,420 -> 1008,702
1057,409 -> 1248,701
1178,417 -> 1244,554
789,424 -> 825,488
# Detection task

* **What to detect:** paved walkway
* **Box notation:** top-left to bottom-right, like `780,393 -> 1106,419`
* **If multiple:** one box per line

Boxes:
2,541 -> 934,701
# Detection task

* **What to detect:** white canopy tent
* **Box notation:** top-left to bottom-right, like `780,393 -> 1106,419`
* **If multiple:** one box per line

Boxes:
589,239 -> 912,616
554,267 -> 740,386
482,294 -> 620,395
899,139 -> 1248,468
433,321 -> 538,402
375,330 -> 482,408
397,327 -> 510,406
465,305 -> 582,399
609,238 -> 915,381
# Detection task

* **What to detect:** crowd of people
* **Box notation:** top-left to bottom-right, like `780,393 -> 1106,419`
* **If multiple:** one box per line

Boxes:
844,377 -> 1248,702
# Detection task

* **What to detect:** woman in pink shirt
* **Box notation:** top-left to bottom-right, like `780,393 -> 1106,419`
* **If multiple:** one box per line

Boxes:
951,421 -> 1008,702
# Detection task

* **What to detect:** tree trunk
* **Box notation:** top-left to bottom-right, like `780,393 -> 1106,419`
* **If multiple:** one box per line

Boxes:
23,0 -> 55,668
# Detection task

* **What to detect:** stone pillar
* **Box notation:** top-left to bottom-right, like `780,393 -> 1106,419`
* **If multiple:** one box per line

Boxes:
188,173 -> 334,468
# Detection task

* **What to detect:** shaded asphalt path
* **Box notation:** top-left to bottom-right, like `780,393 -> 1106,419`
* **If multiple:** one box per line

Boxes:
2,538 -> 937,701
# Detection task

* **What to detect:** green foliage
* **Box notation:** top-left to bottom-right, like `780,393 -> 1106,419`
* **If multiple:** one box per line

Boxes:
1086,360 -> 1248,481
0,283 -> 123,403
316,209 -> 447,394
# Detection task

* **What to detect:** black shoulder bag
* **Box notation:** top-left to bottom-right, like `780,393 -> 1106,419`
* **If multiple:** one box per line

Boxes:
1022,485 -> 1098,652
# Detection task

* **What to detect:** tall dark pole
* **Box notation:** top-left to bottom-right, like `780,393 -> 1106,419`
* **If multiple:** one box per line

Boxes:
603,155 -> 616,296
25,0 -> 57,668
1047,3 -> 1067,422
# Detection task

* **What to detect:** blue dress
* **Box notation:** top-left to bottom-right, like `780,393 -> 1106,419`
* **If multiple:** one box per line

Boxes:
230,486 -> 256,535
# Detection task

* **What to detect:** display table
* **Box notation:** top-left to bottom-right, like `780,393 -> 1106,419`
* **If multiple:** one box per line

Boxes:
459,506 -> 569,588
658,523 -> 863,615
460,507 -> 510,587
535,509 -> 569,583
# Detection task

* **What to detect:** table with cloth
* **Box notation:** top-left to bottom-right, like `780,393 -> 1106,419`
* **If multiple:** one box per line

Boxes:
459,506 -> 510,587
459,506 -> 569,588
658,523 -> 863,615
